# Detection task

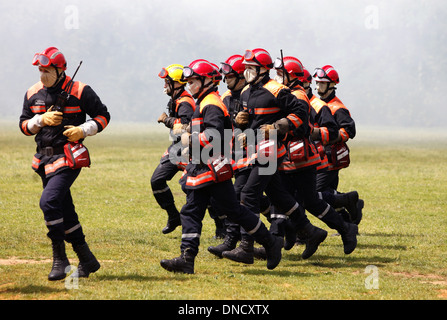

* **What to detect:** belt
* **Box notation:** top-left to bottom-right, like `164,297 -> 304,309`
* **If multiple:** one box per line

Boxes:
38,146 -> 65,157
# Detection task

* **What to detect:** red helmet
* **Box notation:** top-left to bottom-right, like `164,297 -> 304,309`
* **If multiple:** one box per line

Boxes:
274,56 -> 304,78
220,54 -> 245,76
183,59 -> 221,82
243,48 -> 273,69
302,68 -> 312,83
32,47 -> 67,70
313,65 -> 339,83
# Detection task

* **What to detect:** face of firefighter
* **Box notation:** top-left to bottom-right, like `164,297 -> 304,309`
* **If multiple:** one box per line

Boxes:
243,65 -> 258,84
225,74 -> 245,91
39,66 -> 60,88
274,69 -> 286,85
163,79 -> 172,95
302,82 -> 311,95
244,65 -> 268,84
187,78 -> 202,97
164,79 -> 183,96
315,81 -> 334,99
225,74 -> 237,89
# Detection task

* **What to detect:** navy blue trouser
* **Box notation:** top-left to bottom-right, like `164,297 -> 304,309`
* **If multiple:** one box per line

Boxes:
281,166 -> 345,232
180,179 -> 269,256
38,168 -> 85,244
316,168 -> 340,193
236,165 -> 310,239
151,155 -> 181,210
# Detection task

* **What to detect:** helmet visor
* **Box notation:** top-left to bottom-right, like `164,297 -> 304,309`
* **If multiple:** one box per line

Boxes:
182,66 -> 196,79
158,67 -> 169,79
273,58 -> 284,69
244,50 -> 255,61
243,50 -> 261,66
32,53 -> 51,67
313,68 -> 331,82
219,62 -> 234,75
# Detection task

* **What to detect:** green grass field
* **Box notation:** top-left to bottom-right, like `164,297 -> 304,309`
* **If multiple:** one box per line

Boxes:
0,120 -> 446,300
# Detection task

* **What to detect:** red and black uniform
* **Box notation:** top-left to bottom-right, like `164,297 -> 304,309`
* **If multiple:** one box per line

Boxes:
151,90 -> 195,217
19,75 -> 110,244
316,91 -> 356,193
308,90 -> 339,171
178,87 -> 277,258
274,84 -> 350,236
236,76 -> 312,238
221,88 -> 244,124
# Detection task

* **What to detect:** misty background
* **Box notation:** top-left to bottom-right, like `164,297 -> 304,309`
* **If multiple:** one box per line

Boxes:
1,0 -> 446,128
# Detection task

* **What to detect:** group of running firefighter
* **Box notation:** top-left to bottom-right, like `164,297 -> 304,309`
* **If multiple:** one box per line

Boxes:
152,48 -> 364,274
19,46 -> 363,280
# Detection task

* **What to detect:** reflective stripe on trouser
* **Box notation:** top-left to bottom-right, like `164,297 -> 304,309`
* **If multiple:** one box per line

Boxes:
39,168 -> 85,244
238,164 -> 311,239
180,179 -> 269,256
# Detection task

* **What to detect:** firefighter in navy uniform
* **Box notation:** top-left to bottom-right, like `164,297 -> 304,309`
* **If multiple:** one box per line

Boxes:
19,47 -> 110,280
152,64 -> 195,234
313,65 -> 363,225
207,54 -> 246,258
222,49 -> 327,264
272,57 -> 358,255
302,68 -> 360,223
160,59 -> 283,274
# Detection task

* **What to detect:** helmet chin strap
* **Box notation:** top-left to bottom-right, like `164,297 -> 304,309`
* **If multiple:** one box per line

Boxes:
248,66 -> 268,85
192,78 -> 213,99
53,67 -> 65,88
288,78 -> 302,89
227,74 -> 245,91
171,86 -> 185,100
319,87 -> 335,100
316,81 -> 336,99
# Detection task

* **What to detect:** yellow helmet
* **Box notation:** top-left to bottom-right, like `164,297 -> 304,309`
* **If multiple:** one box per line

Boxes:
158,64 -> 186,84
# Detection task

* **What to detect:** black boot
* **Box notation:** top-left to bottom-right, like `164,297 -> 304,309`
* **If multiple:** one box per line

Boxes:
72,242 -> 100,278
296,223 -> 327,259
340,222 -> 358,254
320,207 -> 358,254
48,241 -> 70,281
208,234 -> 239,258
260,234 -> 283,270
162,205 -> 181,234
222,237 -> 254,264
283,220 -> 297,250
160,249 -> 195,274
353,199 -> 364,225
333,191 -> 359,223
213,217 -> 227,239
253,246 -> 267,260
